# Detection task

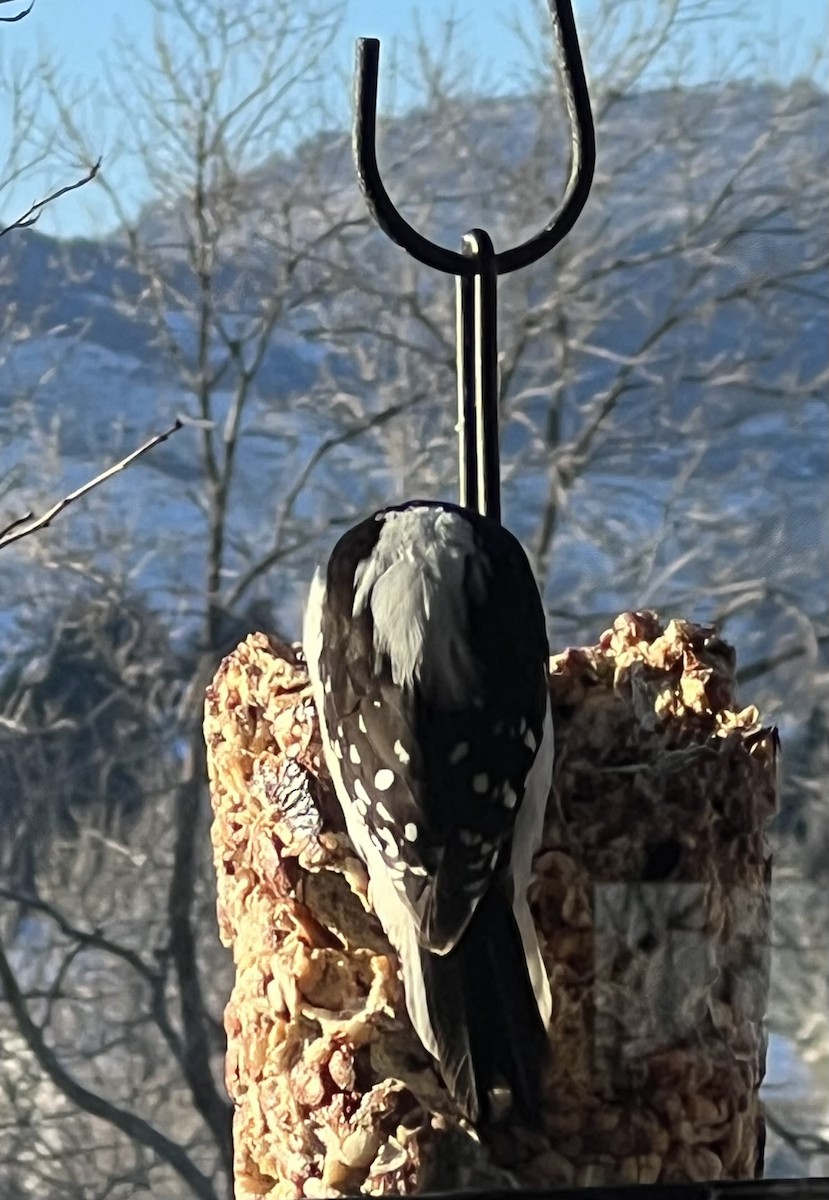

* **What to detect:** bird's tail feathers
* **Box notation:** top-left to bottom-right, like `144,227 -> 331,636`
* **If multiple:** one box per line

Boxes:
417,878 -> 550,1125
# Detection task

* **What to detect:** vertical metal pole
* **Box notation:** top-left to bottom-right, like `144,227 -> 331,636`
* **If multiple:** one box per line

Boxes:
472,231 -> 499,524
459,230 -> 500,524
456,272 -> 478,513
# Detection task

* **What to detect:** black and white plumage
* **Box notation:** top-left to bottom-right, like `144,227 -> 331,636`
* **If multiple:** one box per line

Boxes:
303,499 -> 554,1124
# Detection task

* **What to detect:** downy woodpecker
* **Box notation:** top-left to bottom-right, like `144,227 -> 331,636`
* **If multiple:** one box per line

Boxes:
303,499 -> 553,1124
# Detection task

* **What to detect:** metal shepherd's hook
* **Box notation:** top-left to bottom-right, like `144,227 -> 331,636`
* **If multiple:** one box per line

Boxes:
353,0 -> 595,525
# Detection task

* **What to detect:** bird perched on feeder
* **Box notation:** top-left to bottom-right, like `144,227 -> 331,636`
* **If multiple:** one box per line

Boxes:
304,498 -> 554,1124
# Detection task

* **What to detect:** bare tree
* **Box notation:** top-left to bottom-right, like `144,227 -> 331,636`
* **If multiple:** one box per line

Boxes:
1,1 -> 346,1195
0,0 -> 100,234
1,0 -> 182,553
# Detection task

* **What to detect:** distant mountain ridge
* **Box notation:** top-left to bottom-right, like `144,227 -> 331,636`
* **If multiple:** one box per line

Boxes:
0,80 -> 825,637
2,80 -> 824,362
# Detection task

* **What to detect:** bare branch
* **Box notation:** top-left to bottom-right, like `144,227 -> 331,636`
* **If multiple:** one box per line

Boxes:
764,1103 -> 829,1160
227,391 -> 429,608
0,508 -> 35,540
0,157 -> 101,238
0,886 -> 185,1065
167,763 -> 234,1175
737,633 -> 829,688
0,939 -> 220,1200
0,420 -> 184,551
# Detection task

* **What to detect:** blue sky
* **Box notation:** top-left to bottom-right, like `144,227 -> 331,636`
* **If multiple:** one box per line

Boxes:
1,0 -> 825,238
4,0 -> 826,85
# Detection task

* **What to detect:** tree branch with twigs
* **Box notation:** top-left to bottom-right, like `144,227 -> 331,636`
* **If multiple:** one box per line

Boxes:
0,157 -> 101,238
0,938 -> 221,1200
1,0 -> 100,234
0,420 -> 183,551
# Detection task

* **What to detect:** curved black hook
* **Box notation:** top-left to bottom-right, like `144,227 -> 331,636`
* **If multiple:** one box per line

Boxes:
353,1 -> 595,523
353,0 -> 595,278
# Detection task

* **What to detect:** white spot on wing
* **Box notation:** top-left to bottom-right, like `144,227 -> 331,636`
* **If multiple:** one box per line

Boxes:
448,741 -> 469,764
358,714 -> 367,733
404,822 -> 417,841
503,784 -> 517,808
472,772 -> 489,794
354,779 -> 370,807
349,744 -> 361,765
376,801 -> 393,822
377,826 -> 399,859
333,740 -> 343,760
393,740 -> 410,764
524,727 -> 537,752
374,768 -> 395,791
